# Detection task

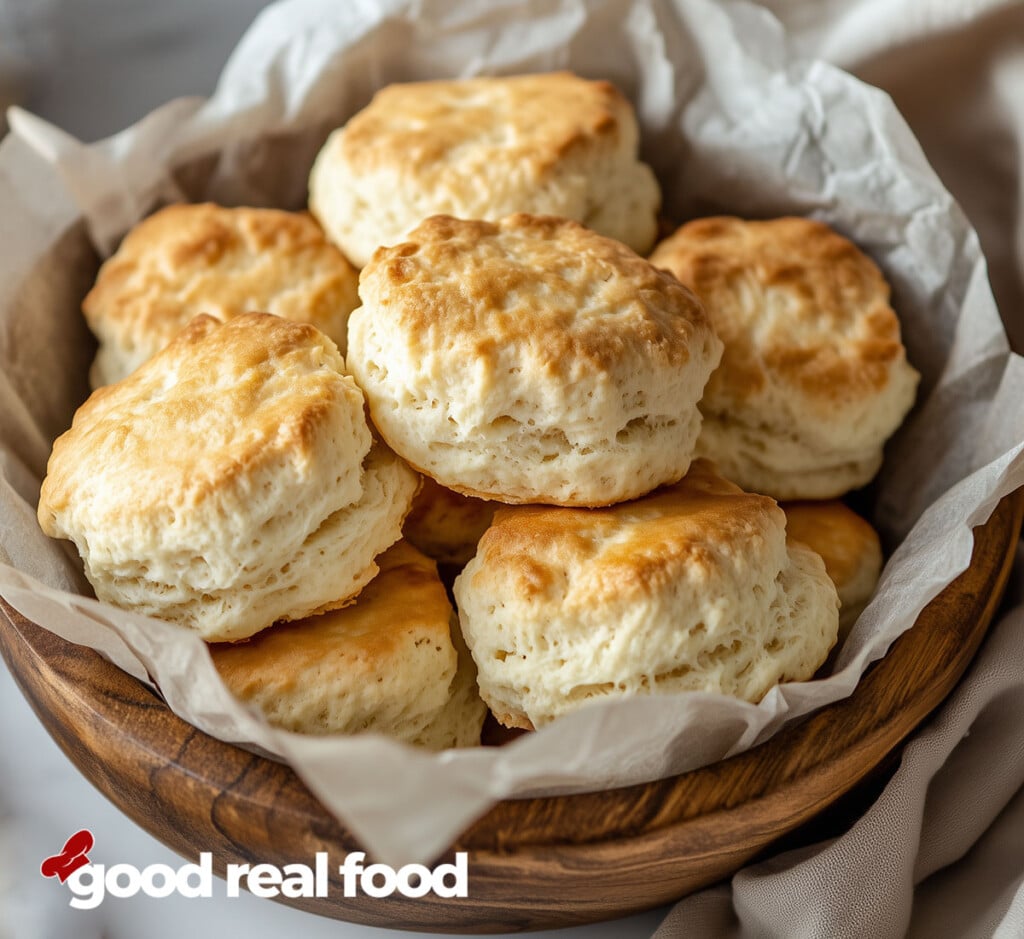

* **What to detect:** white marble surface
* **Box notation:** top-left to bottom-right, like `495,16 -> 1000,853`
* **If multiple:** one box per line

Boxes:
0,2 -> 666,936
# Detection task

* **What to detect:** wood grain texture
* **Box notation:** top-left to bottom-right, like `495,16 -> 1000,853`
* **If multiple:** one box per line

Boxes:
1,490 -> 1021,933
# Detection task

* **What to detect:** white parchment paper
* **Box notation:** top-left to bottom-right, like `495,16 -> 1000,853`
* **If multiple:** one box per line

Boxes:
2,0 -> 1023,866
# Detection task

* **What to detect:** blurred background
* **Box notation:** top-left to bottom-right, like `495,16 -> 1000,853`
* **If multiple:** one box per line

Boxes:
0,0 -> 272,137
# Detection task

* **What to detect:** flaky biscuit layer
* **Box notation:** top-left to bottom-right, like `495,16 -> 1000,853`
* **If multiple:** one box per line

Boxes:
39,314 -> 416,640
349,214 -> 722,506
651,216 -> 920,499
454,460 -> 839,728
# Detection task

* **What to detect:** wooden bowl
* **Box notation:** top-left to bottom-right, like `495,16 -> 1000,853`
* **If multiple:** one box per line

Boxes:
1,490 -> 1021,933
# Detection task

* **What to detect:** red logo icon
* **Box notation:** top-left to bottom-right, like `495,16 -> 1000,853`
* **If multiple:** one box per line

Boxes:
41,830 -> 95,883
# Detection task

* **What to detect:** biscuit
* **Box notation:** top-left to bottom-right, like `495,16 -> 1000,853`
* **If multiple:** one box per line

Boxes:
650,217 -> 920,499
408,604 -> 489,749
782,500 -> 883,641
349,214 -> 722,506
403,476 -> 497,567
83,203 -> 360,386
38,313 -> 417,641
453,460 -> 839,729
211,542 -> 485,748
308,72 -> 661,266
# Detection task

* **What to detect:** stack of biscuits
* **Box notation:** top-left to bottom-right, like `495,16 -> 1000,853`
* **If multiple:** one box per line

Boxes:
36,71 -> 918,742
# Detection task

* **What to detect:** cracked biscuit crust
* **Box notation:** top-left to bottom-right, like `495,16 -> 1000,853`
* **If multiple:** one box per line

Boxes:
309,72 -> 661,265
651,216 -> 919,499
455,460 -> 839,729
348,213 -> 722,506
84,203 -> 359,386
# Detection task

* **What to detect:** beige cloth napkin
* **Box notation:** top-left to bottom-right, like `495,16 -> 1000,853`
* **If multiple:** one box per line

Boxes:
658,2 -> 1024,935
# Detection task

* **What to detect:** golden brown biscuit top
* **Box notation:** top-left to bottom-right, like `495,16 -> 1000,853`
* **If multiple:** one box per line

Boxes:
83,203 -> 359,352
782,500 -> 882,592
403,476 -> 497,563
649,216 -> 909,408
38,313 -> 364,526
209,541 -> 453,689
360,213 -> 712,373
338,72 -> 633,176
466,460 -> 783,608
